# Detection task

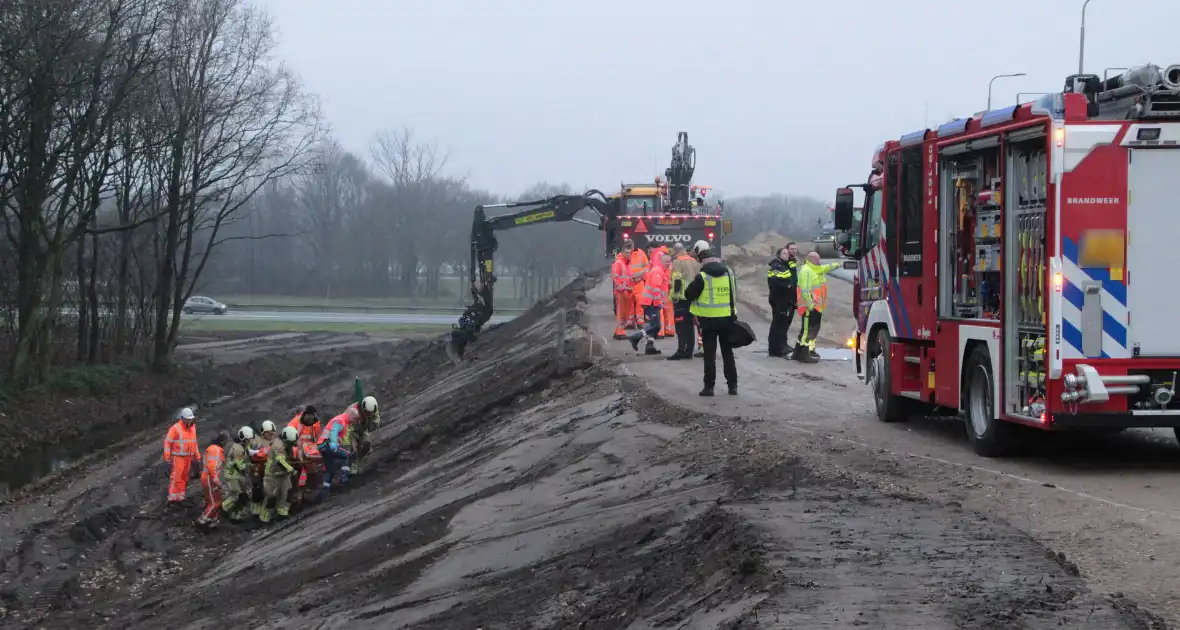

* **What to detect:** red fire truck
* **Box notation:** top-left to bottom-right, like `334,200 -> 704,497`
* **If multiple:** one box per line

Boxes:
833,63 -> 1180,457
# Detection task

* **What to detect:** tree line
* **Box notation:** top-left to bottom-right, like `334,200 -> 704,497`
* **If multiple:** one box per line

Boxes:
0,0 -> 833,389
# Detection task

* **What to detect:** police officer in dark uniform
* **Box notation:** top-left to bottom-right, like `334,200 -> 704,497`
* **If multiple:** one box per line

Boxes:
767,243 -> 799,357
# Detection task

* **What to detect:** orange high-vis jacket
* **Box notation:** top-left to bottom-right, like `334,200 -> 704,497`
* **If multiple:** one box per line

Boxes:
611,254 -> 632,291
201,444 -> 224,480
287,414 -> 322,443
638,260 -> 668,307
628,249 -> 649,284
163,421 -> 198,461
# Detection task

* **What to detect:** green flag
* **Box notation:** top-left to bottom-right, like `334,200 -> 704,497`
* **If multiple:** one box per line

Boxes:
354,377 -> 364,404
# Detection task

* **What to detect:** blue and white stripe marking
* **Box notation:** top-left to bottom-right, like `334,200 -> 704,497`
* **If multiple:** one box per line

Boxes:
1059,236 -> 1129,359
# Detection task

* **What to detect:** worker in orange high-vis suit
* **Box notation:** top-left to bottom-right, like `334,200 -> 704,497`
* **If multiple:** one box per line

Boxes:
287,405 -> 321,489
627,240 -> 649,329
657,246 -> 675,337
162,407 -> 198,504
194,431 -> 229,533
611,249 -> 633,338
629,252 -> 670,355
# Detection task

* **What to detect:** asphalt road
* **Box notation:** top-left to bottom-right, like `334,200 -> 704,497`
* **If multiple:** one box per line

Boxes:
181,310 -> 516,325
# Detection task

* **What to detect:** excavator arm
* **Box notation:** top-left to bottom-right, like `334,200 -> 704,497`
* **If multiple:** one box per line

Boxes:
665,132 -> 697,211
446,190 -> 617,361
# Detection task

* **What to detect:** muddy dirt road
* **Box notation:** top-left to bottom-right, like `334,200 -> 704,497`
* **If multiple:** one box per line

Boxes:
586,264 -> 1180,626
0,276 -> 1169,628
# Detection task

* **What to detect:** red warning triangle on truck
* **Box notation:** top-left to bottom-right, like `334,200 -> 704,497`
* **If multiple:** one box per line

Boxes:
633,219 -> 648,233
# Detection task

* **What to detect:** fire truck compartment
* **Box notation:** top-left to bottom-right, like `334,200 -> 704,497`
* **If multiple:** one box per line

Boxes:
1126,147 -> 1180,357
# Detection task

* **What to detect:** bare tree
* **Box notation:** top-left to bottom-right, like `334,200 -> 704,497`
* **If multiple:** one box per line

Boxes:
144,0 -> 321,369
0,0 -> 164,385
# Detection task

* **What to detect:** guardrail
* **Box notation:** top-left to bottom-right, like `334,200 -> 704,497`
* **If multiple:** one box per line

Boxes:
223,303 -> 530,314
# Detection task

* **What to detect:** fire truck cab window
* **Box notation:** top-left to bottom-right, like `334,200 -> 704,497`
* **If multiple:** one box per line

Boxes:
898,147 -> 923,277
864,189 -> 883,249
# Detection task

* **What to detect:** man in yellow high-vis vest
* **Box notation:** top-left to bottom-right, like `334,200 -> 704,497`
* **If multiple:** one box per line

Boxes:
792,252 -> 842,363
684,241 -> 738,396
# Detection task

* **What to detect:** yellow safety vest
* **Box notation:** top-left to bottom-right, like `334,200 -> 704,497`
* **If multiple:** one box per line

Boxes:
797,262 -> 840,313
689,272 -> 734,318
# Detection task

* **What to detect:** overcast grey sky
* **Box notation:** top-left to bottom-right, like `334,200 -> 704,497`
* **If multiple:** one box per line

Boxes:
257,0 -> 1180,201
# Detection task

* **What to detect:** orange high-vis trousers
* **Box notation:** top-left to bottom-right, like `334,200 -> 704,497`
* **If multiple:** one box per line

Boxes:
660,301 -> 674,336
631,285 -> 644,327
613,291 -> 633,336
200,472 -> 222,522
167,456 -> 193,502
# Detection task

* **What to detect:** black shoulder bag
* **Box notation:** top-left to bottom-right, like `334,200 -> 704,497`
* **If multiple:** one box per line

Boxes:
724,271 -> 756,348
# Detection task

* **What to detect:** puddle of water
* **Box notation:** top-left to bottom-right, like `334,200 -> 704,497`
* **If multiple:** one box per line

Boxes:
816,348 -> 853,361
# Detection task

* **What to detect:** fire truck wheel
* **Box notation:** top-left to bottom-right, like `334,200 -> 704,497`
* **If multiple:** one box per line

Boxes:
868,329 -> 908,423
963,345 -> 1014,458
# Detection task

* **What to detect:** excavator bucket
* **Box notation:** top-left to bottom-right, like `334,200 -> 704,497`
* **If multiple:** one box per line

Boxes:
445,330 -> 471,364
445,339 -> 462,364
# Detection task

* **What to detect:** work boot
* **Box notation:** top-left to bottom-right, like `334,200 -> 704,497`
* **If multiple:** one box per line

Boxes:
630,336 -> 641,352
257,507 -> 272,523
699,386 -> 714,397
728,385 -> 738,396
613,332 -> 627,340
665,352 -> 688,360
644,345 -> 662,356
792,346 -> 819,363
693,350 -> 704,358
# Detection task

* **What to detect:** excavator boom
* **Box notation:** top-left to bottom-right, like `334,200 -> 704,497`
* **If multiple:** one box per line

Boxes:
447,190 -> 617,361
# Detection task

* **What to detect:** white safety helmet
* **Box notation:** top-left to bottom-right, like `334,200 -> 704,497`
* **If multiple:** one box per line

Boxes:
360,396 -> 378,414
691,240 -> 711,255
237,426 -> 255,441
281,426 -> 298,442
179,407 -> 195,421
260,420 -> 277,434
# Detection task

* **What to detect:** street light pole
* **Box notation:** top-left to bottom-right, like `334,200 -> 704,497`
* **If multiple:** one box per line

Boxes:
987,73 -> 1027,110
1079,0 -> 1094,74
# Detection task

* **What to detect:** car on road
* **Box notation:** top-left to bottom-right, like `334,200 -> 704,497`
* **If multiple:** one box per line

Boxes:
183,296 -> 228,315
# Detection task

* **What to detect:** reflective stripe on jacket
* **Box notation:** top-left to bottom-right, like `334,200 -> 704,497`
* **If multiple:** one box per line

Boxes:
669,255 -> 701,301
163,421 -> 197,460
264,437 -> 295,476
223,443 -> 249,479
638,264 -> 667,307
797,261 -> 841,312
319,414 -> 350,451
689,272 -> 734,318
628,249 -> 649,283
201,444 -> 224,480
288,414 -> 321,443
611,256 -> 632,291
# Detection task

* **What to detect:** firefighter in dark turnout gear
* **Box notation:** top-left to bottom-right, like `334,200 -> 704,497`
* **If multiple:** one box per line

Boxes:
767,243 -> 799,357
684,240 -> 738,396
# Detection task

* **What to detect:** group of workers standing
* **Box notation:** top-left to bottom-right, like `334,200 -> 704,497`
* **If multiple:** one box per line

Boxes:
611,238 -> 742,396
611,238 -> 842,394
161,396 -> 381,532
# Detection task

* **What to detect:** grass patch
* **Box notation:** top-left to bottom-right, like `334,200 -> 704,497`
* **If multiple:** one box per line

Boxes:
179,318 -> 452,336
214,277 -> 570,310
0,361 -> 146,408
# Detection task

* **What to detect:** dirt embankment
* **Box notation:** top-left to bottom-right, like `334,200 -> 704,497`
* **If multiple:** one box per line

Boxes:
0,276 -> 1167,628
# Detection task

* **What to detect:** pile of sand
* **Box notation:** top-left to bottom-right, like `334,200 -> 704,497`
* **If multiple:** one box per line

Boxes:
722,231 -> 794,260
